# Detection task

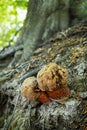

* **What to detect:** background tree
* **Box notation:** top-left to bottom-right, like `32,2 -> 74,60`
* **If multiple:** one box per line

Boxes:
15,0 -> 87,61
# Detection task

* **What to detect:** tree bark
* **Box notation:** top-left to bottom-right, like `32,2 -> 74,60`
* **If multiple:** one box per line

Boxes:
0,22 -> 87,130
16,0 -> 86,61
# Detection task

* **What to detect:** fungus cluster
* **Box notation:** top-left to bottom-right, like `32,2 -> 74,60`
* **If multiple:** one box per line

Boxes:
21,77 -> 40,101
21,63 -> 70,103
21,77 -> 50,103
37,63 -> 67,91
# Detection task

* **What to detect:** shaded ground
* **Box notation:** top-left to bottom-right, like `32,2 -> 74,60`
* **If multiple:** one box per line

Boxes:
0,22 -> 87,130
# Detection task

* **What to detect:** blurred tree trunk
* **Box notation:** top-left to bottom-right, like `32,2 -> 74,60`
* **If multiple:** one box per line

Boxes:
16,0 -> 86,61
16,0 -> 70,60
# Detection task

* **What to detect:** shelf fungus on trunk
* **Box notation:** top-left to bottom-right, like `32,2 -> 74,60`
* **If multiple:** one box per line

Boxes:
21,63 -> 70,104
37,63 -> 70,102
21,77 -> 50,103
47,86 -> 70,103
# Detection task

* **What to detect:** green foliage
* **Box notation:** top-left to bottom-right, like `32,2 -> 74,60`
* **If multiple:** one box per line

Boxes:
0,0 -> 28,50
82,1 -> 87,13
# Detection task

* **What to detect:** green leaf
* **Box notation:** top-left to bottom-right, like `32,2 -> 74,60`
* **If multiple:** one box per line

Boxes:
0,0 -> 28,49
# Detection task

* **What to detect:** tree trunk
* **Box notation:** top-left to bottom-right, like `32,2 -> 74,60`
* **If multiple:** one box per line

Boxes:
16,0 -> 86,61
17,0 -> 69,60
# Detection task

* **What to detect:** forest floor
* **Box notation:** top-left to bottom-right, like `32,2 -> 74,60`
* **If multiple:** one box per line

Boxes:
0,22 -> 87,130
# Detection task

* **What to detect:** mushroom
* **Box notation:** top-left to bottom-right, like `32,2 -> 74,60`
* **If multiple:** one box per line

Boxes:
21,63 -> 70,104
37,63 -> 70,102
47,86 -> 70,102
21,77 -> 50,103
21,77 -> 40,101
38,91 -> 50,103
37,63 -> 68,91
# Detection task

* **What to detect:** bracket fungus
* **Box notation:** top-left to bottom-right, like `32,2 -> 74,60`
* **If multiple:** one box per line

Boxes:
47,86 -> 70,102
37,63 -> 68,91
21,77 -> 50,103
37,63 -> 70,101
21,77 -> 40,101
21,63 -> 70,103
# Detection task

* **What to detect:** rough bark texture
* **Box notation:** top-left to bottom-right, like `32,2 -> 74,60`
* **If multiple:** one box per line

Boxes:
0,22 -> 87,130
16,0 -> 87,60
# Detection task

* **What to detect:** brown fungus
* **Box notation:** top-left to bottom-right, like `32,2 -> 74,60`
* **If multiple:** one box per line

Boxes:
47,86 -> 70,102
21,63 -> 70,103
37,63 -> 68,91
21,77 -> 40,101
21,77 -> 50,103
